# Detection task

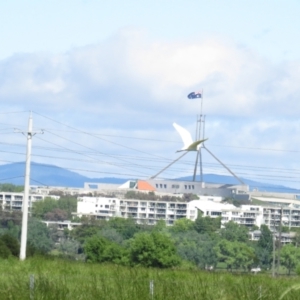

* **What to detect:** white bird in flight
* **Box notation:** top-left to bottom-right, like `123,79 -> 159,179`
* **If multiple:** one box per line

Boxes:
173,122 -> 208,152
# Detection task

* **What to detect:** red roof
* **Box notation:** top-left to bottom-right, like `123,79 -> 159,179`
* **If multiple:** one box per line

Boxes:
137,180 -> 156,191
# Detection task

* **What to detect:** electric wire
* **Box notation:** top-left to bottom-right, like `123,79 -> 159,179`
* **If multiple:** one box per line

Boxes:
34,135 -> 151,176
1,111 -> 294,191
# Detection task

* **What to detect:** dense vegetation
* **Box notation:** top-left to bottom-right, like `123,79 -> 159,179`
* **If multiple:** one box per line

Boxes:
0,183 -> 23,192
2,202 -> 300,275
0,257 -> 300,300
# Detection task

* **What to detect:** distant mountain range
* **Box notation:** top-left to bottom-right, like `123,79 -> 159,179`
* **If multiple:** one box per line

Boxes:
0,162 -> 299,194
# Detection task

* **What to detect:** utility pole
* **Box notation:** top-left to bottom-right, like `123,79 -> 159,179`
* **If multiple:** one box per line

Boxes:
19,113 -> 43,260
19,114 -> 33,260
277,206 -> 283,275
272,230 -> 276,277
270,209 -> 276,278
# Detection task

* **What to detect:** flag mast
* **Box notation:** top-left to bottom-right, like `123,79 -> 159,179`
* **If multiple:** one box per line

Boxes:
193,89 -> 204,182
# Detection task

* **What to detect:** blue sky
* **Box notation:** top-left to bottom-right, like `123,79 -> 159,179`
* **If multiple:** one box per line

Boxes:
0,0 -> 300,189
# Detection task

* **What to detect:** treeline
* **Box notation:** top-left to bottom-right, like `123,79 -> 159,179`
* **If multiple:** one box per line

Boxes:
1,197 -> 300,274
0,183 -> 23,192
32,196 -> 77,220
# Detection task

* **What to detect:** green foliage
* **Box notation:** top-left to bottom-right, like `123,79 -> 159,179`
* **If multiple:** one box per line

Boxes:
33,197 -> 58,219
0,183 -> 23,192
194,214 -> 221,235
280,244 -> 300,275
256,224 -> 273,268
0,210 -> 22,228
181,193 -> 199,201
99,227 -> 124,245
129,231 -> 181,268
70,225 -> 99,244
171,218 -> 194,233
0,239 -> 11,258
107,217 -> 139,239
258,225 -> 273,251
27,218 -> 53,253
44,208 -> 68,221
57,196 -> 77,218
1,257 -> 300,299
0,234 -> 19,257
220,221 -> 249,243
221,197 -> 248,207
152,219 -> 167,232
173,231 -> 218,268
84,235 -> 125,264
32,196 -> 77,220
216,240 -> 256,271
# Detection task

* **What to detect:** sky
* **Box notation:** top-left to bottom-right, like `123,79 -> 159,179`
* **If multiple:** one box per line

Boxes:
1,0 -> 300,190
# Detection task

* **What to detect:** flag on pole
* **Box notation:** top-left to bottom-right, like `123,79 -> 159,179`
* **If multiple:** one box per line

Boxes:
187,91 -> 202,99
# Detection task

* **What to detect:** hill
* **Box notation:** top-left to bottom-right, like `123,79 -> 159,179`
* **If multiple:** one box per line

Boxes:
0,162 -> 127,187
0,162 -> 299,193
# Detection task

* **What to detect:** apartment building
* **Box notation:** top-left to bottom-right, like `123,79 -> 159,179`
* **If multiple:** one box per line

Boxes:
0,192 -> 60,211
76,196 -> 214,225
75,195 -> 300,232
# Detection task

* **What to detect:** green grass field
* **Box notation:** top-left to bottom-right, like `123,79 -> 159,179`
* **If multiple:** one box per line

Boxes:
0,257 -> 299,300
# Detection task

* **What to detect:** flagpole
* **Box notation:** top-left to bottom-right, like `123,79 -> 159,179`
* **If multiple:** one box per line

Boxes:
199,89 -> 204,182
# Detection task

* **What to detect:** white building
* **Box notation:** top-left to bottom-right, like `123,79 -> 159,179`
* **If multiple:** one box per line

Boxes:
75,195 -> 300,232
0,192 -> 60,211
76,196 -> 220,225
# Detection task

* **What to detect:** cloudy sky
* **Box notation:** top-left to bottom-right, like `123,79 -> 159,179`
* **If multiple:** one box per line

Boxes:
1,0 -> 300,189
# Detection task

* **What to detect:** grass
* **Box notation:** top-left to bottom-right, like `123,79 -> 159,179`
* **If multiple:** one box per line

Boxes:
0,256 -> 299,299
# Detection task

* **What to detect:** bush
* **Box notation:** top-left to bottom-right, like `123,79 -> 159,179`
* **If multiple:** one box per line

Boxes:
0,234 -> 20,257
0,240 -> 11,258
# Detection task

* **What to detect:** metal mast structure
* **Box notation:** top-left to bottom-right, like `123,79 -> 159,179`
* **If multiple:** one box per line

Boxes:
192,91 -> 245,185
193,90 -> 204,182
151,90 -> 245,186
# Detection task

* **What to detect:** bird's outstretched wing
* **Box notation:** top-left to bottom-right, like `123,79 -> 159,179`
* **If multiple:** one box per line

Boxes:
186,138 -> 208,151
173,122 -> 193,150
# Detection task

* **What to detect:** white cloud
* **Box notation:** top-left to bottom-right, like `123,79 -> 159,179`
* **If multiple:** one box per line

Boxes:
0,30 -> 300,186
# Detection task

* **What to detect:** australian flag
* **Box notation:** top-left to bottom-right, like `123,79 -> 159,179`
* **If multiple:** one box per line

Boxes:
187,91 -> 202,99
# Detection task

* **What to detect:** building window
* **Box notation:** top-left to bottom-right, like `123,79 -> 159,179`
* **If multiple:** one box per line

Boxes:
88,184 -> 98,189
160,184 -> 163,188
164,184 -> 167,188
184,185 -> 187,189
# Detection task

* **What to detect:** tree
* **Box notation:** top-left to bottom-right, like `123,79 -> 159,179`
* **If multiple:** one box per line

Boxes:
27,218 -> 53,253
0,234 -> 19,257
129,231 -> 181,268
194,214 -> 221,235
220,221 -> 249,243
0,183 -> 23,192
57,196 -> 77,218
280,244 -> 300,275
173,231 -> 218,268
171,218 -> 194,233
0,240 -> 11,258
44,208 -> 68,221
100,227 -> 124,245
70,225 -> 99,244
256,225 -> 273,268
84,236 -> 125,264
216,240 -> 256,271
32,197 -> 58,219
107,217 -> 139,239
